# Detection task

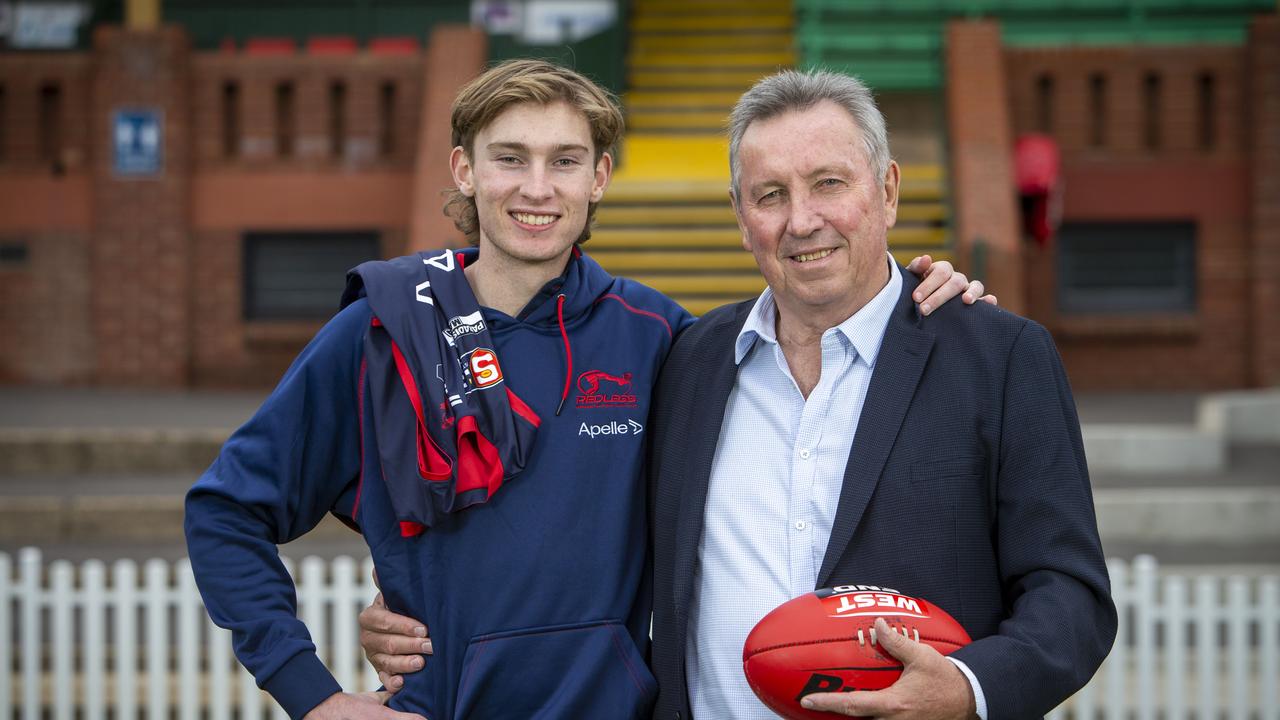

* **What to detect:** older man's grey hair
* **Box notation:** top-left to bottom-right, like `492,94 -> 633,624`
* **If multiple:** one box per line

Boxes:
728,69 -> 890,199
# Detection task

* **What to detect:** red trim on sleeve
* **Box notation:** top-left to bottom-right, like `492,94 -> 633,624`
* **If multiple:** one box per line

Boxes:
353,355 -> 367,518
506,388 -> 541,428
596,293 -> 673,337
388,338 -> 453,481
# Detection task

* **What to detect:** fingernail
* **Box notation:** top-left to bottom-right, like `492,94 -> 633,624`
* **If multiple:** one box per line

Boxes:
921,303 -> 931,314
413,656 -> 424,669
801,698 -> 815,709
392,676 -> 403,688
963,293 -> 973,302
913,292 -> 922,301
422,640 -> 433,654
414,626 -> 427,637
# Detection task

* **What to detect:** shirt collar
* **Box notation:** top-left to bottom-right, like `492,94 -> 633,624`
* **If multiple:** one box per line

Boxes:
734,253 -> 902,366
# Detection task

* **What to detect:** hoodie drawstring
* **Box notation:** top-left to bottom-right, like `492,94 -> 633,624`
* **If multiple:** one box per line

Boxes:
555,293 -> 573,416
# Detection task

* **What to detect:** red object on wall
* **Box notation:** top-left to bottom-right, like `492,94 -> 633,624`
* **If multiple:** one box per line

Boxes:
1015,134 -> 1062,246
244,37 -> 297,55
369,37 -> 421,55
306,36 -> 358,55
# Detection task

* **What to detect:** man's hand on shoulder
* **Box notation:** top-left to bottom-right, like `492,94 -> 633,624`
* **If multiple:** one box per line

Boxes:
906,255 -> 998,316
303,691 -> 426,720
800,618 -> 978,720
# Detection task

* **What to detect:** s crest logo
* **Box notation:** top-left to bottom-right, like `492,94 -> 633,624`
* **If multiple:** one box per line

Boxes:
468,348 -> 502,388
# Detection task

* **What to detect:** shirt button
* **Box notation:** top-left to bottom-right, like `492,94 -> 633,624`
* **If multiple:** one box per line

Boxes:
799,449 -> 811,459
795,520 -> 807,530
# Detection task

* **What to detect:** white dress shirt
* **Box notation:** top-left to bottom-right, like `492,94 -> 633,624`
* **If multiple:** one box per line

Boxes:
684,257 -> 988,719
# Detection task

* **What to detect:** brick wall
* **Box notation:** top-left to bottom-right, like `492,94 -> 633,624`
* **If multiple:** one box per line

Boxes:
0,54 -> 95,384
89,26 -> 194,386
185,47 -> 430,386
1248,15 -> 1280,387
1005,42 -> 1260,390
0,25 -> 483,388
945,21 -> 1024,315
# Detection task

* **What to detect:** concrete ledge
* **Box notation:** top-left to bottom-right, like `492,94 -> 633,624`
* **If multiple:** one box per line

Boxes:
0,429 -> 227,475
1095,487 -> 1280,544
1083,424 -> 1225,474
0,495 -> 358,545
1198,389 -> 1280,443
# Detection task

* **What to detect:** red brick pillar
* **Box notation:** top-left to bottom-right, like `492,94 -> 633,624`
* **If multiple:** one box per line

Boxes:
407,26 -> 487,254
1248,15 -> 1280,386
90,26 -> 192,386
944,20 -> 1025,315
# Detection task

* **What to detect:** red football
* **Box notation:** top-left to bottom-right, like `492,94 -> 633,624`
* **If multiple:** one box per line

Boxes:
742,585 -> 971,720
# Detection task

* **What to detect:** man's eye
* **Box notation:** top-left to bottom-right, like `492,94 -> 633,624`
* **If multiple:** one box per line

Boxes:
758,189 -> 781,203
496,155 -> 521,165
554,157 -> 580,167
818,178 -> 843,188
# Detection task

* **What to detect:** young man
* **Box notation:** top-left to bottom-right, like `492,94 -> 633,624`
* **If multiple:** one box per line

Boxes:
185,59 -> 984,720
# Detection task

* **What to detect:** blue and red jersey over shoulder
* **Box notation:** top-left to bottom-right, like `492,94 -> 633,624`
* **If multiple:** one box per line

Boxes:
184,248 -> 693,719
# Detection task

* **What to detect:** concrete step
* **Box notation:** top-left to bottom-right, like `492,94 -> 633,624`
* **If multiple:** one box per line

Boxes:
0,484 -> 360,548
1095,487 -> 1280,565
3,485 -> 1273,565
1082,424 -> 1226,475
0,428 -> 226,475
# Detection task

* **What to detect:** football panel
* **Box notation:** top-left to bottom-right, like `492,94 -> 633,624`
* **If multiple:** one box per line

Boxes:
744,646 -> 903,720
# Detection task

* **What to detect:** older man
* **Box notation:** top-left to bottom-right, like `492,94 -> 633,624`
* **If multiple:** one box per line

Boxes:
646,70 -> 1115,719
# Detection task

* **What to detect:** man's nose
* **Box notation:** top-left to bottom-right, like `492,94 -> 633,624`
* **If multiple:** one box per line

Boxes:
521,166 -> 554,201
786,196 -> 824,237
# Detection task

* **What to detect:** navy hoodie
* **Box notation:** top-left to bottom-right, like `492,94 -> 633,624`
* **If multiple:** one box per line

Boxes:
185,248 -> 693,719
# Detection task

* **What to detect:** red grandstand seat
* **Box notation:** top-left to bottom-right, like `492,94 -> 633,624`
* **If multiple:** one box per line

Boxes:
369,37 -> 420,55
307,36 -> 358,55
244,38 -> 297,56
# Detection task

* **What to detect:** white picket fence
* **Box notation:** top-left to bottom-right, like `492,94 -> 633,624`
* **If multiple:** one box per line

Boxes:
1,550 -> 1277,718
0,547 -> 381,719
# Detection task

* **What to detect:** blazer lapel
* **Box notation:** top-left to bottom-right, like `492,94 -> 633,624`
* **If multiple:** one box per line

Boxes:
671,302 -> 753,627
817,282 -> 934,588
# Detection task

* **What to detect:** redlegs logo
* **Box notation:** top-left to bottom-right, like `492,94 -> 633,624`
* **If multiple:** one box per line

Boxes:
575,369 -> 637,409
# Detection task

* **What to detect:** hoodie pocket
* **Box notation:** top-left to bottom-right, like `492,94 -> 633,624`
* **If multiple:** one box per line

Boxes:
454,619 -> 656,720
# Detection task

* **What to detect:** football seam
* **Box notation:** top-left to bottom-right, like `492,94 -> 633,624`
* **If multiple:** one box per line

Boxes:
744,634 -> 967,660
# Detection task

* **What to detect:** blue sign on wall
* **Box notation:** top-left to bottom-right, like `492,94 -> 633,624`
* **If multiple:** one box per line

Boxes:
113,109 -> 163,177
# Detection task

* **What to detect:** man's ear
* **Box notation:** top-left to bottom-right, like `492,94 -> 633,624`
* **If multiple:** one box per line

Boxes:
883,160 -> 901,230
590,152 -> 614,203
729,188 -> 751,252
450,146 -> 475,197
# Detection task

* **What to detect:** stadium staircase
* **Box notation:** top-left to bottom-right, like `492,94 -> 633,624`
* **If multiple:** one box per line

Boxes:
592,0 -> 953,316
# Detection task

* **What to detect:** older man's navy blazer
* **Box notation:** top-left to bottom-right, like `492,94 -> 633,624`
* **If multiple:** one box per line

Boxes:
648,270 -> 1116,720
